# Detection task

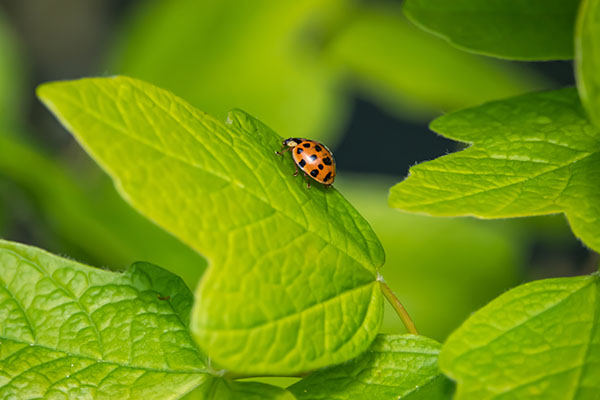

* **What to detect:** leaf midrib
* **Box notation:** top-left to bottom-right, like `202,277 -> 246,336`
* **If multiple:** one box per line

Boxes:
404,151 -> 595,209
42,85 -> 378,278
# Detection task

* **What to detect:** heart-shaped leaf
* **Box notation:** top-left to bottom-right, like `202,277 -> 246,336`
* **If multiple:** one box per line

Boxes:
37,76 -> 385,375
0,240 -> 207,399
390,88 -> 600,253
576,0 -> 600,127
403,0 -> 580,60
289,334 -> 454,399
440,273 -> 600,399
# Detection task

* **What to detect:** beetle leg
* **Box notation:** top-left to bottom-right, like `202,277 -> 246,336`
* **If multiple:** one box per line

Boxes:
304,172 -> 311,189
293,163 -> 299,176
276,146 -> 291,155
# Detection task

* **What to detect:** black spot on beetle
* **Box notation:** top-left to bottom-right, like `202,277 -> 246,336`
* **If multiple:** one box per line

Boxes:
318,164 -> 324,170
322,157 -> 332,166
323,172 -> 332,182
298,159 -> 306,168
310,169 -> 319,177
296,148 -> 303,154
303,143 -> 311,148
314,145 -> 322,152
309,154 -> 318,161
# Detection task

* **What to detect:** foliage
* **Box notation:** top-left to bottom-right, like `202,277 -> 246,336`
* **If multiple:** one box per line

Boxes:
289,334 -> 454,399
0,240 -> 207,399
441,274 -> 600,399
37,76 -> 385,375
389,88 -> 600,252
1,0 -> 599,398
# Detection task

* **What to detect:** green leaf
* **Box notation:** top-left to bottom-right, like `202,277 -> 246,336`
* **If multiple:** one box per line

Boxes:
289,334 -> 453,400
0,134 -> 207,288
389,88 -> 600,253
37,76 -> 385,375
111,0 -> 347,144
576,0 -> 600,127
440,274 -> 600,399
186,378 -> 296,400
403,0 -> 580,60
328,5 -> 546,116
0,240 -> 208,399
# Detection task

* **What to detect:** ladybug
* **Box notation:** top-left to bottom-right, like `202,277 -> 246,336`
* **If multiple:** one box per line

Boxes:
276,138 -> 336,188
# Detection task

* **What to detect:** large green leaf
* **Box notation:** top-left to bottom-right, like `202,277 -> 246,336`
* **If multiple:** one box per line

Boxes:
390,88 -> 600,253
0,135 -> 207,288
440,274 -> 600,399
328,5 -> 545,116
338,177 -> 522,341
111,0 -> 346,144
0,240 -> 207,399
403,0 -> 580,60
37,76 -> 385,375
289,334 -> 453,399
576,0 -> 600,127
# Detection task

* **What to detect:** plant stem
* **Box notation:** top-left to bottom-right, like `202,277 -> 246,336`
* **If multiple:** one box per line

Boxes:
379,279 -> 418,335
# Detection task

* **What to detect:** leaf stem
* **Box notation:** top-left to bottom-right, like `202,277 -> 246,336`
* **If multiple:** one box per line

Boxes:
378,279 -> 418,335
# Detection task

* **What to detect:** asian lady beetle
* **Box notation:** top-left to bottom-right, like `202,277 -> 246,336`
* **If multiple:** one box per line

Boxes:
276,138 -> 336,188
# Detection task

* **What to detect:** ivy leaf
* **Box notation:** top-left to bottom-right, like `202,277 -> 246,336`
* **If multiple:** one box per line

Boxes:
37,76 -> 385,375
440,274 -> 600,399
327,4 -> 546,116
389,88 -> 600,253
403,0 -> 580,60
289,334 -> 453,400
187,378 -> 295,400
576,0 -> 600,127
0,240 -> 208,399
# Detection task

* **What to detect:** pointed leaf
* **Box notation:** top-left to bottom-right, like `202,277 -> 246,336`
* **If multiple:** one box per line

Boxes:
37,76 -> 385,375
576,0 -> 600,127
403,0 -> 580,60
390,88 -> 600,252
289,334 -> 453,400
440,274 -> 600,399
0,240 -> 207,399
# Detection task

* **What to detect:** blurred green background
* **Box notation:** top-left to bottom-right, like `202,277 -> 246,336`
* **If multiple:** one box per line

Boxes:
0,0 -> 594,344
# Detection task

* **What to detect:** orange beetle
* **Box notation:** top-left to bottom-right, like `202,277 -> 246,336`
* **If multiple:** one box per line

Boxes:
276,138 -> 336,188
